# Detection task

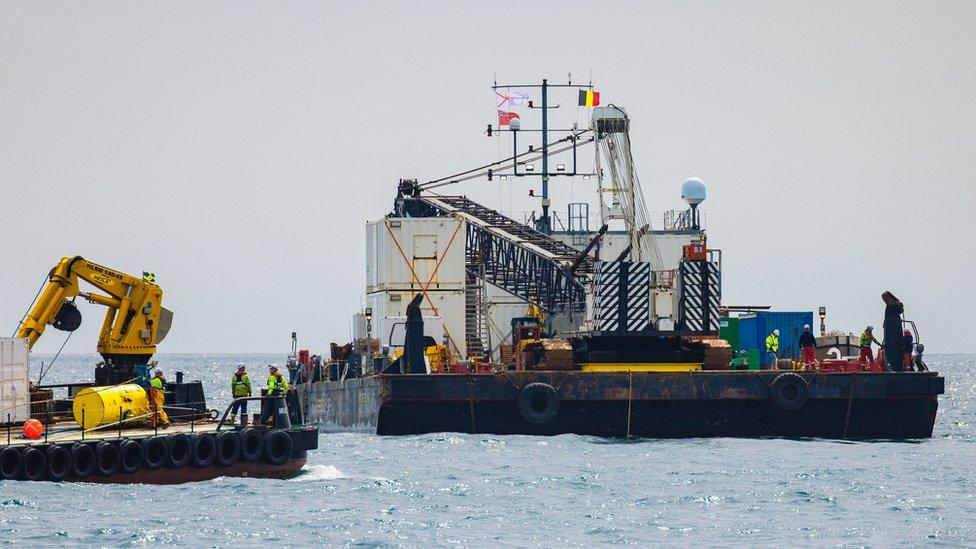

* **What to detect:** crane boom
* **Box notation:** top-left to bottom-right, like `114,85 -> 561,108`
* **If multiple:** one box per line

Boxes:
16,256 -> 173,381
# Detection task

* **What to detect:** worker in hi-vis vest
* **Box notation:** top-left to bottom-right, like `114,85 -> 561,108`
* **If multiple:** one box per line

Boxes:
859,325 -> 881,363
148,369 -> 170,428
260,364 -> 289,425
765,330 -> 780,369
230,363 -> 252,424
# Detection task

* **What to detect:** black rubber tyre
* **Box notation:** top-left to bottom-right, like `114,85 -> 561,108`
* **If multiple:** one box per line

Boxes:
214,431 -> 241,467
517,382 -> 560,425
142,436 -> 167,470
771,372 -> 810,410
46,445 -> 71,482
263,430 -> 293,466
165,433 -> 191,469
190,434 -> 215,468
239,427 -> 264,461
94,441 -> 120,477
0,446 -> 22,480
70,443 -> 96,479
22,447 -> 47,481
118,439 -> 144,474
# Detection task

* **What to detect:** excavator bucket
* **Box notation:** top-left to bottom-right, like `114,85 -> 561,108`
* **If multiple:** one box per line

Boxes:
156,306 -> 174,343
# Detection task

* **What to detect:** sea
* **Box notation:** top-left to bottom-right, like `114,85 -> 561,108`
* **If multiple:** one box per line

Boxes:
1,353 -> 973,547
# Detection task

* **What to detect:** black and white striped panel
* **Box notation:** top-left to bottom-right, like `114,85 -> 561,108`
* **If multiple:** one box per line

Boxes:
679,260 -> 722,333
626,262 -> 651,331
593,261 -> 621,332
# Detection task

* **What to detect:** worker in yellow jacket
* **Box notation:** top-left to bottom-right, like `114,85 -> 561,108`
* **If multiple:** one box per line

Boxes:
260,364 -> 290,425
148,369 -> 170,428
764,330 -> 780,369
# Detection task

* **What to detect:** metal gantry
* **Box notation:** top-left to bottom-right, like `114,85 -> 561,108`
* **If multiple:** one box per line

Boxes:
410,195 -> 589,312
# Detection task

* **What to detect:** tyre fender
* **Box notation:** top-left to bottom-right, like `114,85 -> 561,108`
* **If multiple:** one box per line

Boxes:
94,441 -> 120,477
263,430 -> 293,466
770,372 -> 810,410
190,434 -> 215,468
142,436 -> 167,470
239,427 -> 264,462
165,433 -> 191,469
0,446 -> 22,480
46,445 -> 71,482
70,443 -> 96,479
21,446 -> 47,481
517,382 -> 560,425
118,439 -> 144,474
214,431 -> 241,467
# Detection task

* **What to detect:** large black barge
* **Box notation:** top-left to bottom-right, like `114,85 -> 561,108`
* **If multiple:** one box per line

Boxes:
298,370 -> 944,439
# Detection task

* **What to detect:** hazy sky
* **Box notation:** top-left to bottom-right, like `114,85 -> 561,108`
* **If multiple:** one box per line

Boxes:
2,2 -> 974,355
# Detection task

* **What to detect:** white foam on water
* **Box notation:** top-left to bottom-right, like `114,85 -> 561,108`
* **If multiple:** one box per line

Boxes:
292,464 -> 345,481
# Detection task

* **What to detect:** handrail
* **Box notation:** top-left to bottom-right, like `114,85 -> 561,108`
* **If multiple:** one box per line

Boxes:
214,395 -> 285,431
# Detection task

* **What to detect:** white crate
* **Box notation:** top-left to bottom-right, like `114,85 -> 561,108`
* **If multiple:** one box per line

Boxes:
366,217 -> 467,293
0,338 -> 30,424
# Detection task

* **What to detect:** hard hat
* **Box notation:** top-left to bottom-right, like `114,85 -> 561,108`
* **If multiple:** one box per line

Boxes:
803,324 -> 811,331
237,363 -> 246,370
904,329 -> 911,336
155,369 -> 163,375
867,325 -> 873,331
773,329 -> 780,336
269,364 -> 278,372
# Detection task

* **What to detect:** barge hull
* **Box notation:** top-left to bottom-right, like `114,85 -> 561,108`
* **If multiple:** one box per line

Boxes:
298,372 -> 944,439
79,456 -> 307,484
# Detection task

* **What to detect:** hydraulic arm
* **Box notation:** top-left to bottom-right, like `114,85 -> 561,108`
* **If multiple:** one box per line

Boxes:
16,256 -> 173,382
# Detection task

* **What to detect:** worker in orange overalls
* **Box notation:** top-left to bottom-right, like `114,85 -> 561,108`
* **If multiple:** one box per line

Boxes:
148,369 -> 170,429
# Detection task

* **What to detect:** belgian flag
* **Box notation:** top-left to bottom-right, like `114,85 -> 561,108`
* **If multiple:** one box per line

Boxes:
578,89 -> 600,107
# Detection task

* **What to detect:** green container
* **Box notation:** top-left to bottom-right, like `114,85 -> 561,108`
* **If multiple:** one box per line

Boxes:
747,349 -> 761,370
719,317 -> 740,351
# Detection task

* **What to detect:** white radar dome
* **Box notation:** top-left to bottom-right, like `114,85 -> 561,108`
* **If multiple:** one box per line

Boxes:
509,118 -> 521,131
681,177 -> 707,206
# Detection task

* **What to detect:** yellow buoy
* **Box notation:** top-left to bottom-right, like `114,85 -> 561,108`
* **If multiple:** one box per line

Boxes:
72,384 -> 151,430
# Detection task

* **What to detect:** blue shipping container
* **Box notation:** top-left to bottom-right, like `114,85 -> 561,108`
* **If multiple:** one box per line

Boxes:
737,311 -> 814,360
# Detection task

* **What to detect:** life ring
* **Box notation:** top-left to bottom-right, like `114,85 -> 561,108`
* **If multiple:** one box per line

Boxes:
770,372 -> 809,410
70,443 -> 96,479
21,447 -> 47,481
214,431 -> 241,467
46,445 -> 71,482
94,441 -> 120,477
517,382 -> 560,425
190,434 -> 215,468
165,433 -> 191,469
263,430 -> 293,466
142,436 -> 167,470
118,439 -> 144,474
0,446 -> 22,480
239,428 -> 264,461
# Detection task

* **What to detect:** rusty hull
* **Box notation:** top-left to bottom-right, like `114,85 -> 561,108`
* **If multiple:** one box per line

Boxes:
298,371 -> 944,439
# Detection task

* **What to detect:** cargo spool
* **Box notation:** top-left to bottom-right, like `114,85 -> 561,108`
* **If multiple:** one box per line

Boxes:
72,384 -> 150,430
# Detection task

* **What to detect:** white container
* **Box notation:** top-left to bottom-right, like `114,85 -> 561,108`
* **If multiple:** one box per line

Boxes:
0,338 -> 30,424
367,290 -> 466,356
366,217 -> 467,293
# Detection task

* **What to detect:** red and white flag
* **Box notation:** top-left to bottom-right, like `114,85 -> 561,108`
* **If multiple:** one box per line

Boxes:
498,110 -> 520,126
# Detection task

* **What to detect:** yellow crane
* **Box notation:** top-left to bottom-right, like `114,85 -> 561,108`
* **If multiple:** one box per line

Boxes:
15,256 -> 173,384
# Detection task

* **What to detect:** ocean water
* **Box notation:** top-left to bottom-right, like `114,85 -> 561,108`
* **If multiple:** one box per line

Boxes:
1,353 -> 974,547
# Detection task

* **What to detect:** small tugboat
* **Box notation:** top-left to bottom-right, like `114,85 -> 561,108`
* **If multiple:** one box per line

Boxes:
290,79 -> 943,439
1,257 -> 316,483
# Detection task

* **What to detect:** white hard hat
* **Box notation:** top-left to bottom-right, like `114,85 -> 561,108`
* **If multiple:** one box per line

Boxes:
773,329 -> 780,336
803,324 -> 810,330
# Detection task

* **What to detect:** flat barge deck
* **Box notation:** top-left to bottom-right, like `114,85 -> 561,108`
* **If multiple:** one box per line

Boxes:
298,370 -> 944,439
